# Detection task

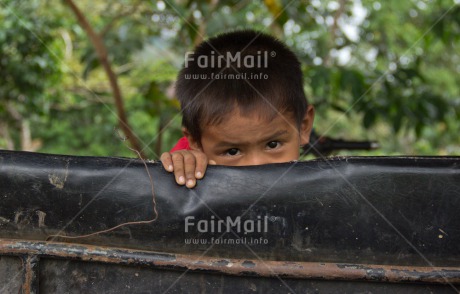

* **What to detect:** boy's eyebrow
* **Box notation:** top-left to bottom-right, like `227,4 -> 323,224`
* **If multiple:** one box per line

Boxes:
214,130 -> 289,148
260,130 -> 289,143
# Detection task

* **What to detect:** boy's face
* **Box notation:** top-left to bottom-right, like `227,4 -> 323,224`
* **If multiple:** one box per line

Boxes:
186,106 -> 314,166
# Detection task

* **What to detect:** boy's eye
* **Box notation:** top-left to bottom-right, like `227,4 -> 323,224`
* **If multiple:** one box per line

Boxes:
226,148 -> 240,156
266,141 -> 280,149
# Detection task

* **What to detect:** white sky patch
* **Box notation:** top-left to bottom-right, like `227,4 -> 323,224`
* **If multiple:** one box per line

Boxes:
416,1 -> 428,10
365,48 -> 378,62
284,19 -> 295,36
315,15 -> 325,25
336,47 -> 352,66
151,14 -> 160,22
341,23 -> 359,41
328,1 -> 340,11
284,20 -> 301,35
389,62 -> 397,71
352,1 -> 368,24
399,55 -> 411,66
193,10 -> 202,19
340,0 -> 368,42
246,11 -> 255,22
333,0 -> 369,64
313,56 -> 323,65
311,0 -> 321,8
263,17 -> 272,27
293,23 -> 301,33
157,1 -> 165,11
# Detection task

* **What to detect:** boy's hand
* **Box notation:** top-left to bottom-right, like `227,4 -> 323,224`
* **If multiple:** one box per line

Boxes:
160,150 -> 216,188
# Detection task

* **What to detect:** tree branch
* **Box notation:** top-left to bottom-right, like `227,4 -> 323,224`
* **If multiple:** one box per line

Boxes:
64,0 -> 145,158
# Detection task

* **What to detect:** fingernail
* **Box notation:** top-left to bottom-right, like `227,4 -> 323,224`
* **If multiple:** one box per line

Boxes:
168,165 -> 173,171
187,179 -> 194,187
178,176 -> 185,184
196,171 -> 202,178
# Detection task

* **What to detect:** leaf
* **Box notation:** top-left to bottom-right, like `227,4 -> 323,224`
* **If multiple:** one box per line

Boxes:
82,54 -> 101,80
393,110 -> 403,133
363,110 -> 376,129
263,0 -> 289,27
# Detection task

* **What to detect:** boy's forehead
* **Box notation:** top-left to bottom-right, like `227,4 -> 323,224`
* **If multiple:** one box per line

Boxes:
201,109 -> 297,140
210,105 -> 294,126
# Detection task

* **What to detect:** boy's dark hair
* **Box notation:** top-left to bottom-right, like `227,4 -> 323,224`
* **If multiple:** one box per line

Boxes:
175,30 -> 308,142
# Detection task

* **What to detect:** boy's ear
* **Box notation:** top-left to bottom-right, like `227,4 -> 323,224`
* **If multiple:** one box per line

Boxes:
182,127 -> 202,151
300,105 -> 315,145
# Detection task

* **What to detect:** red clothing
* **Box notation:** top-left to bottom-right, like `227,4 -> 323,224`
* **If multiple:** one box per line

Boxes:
170,136 -> 191,152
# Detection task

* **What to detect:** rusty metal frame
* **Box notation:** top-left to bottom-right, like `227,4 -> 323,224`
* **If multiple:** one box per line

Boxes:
1,238 -> 460,293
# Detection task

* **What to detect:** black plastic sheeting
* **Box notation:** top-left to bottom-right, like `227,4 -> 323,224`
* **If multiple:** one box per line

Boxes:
1,150 -> 459,264
0,150 -> 460,292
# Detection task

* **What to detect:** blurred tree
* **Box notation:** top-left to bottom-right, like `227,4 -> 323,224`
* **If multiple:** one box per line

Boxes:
0,0 -> 458,157
0,0 -> 63,151
64,0 -> 145,157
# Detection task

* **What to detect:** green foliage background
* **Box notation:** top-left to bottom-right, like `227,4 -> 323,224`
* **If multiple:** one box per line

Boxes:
1,0 -> 459,159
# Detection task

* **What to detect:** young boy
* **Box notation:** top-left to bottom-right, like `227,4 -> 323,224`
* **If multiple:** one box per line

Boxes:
160,30 -> 314,188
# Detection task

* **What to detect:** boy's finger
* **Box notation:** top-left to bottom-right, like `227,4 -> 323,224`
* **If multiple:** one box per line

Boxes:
192,151 -> 208,179
209,160 -> 217,165
160,152 -> 174,172
171,152 -> 186,185
182,152 -> 197,188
